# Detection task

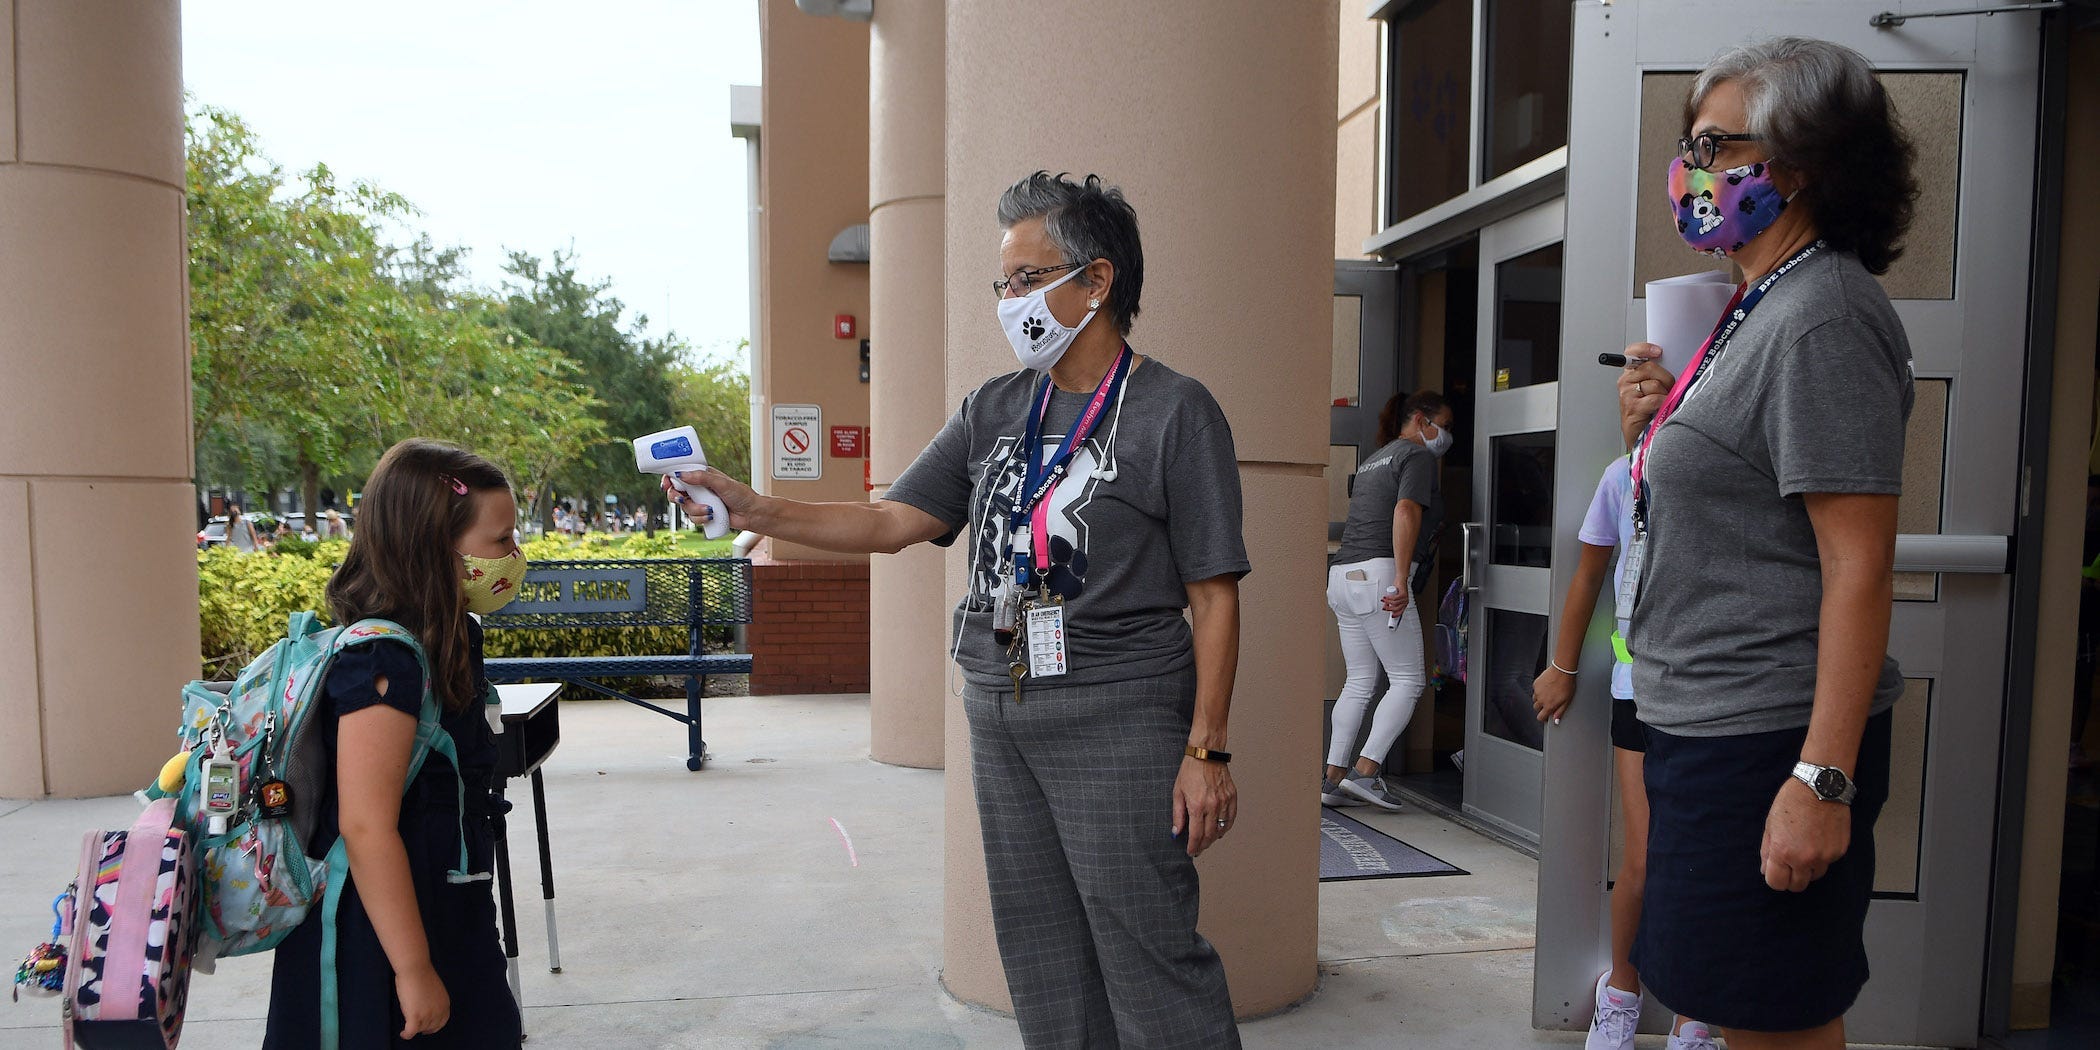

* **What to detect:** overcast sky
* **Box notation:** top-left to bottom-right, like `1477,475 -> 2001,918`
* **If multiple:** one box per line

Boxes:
181,1 -> 763,365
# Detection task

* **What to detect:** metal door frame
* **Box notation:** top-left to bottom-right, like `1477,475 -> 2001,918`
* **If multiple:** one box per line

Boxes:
1331,263 -> 1404,542
1537,3 -> 2042,1044
1461,197 -> 1567,845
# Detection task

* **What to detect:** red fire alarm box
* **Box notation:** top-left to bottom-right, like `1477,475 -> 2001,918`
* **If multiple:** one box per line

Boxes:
829,425 -> 864,458
834,314 -> 856,339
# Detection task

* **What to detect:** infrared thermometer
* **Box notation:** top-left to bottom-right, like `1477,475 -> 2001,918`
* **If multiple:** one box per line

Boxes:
633,426 -> 733,540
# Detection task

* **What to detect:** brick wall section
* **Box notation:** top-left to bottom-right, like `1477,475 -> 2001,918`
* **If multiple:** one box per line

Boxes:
747,560 -> 871,694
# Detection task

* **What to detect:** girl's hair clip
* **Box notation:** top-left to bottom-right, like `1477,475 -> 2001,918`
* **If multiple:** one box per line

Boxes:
440,474 -> 469,496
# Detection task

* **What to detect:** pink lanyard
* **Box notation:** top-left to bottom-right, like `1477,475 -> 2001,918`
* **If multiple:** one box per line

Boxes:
1629,284 -> 1746,525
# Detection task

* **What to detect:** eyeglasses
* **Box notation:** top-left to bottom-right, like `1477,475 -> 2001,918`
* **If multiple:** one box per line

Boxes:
1677,132 -> 1764,172
992,262 -> 1083,299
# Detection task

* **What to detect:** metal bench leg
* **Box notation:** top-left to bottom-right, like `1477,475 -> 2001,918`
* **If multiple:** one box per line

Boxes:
530,767 -> 562,973
685,674 -> 706,771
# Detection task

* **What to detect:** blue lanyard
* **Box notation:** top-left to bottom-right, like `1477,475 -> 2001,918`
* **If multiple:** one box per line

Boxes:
1010,345 -> 1132,586
1631,241 -> 1822,535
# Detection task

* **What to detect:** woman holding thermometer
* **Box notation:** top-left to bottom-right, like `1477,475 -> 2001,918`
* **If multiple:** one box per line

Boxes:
665,171 -> 1248,1049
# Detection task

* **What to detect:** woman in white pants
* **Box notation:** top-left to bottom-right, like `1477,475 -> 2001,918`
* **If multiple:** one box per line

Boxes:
1323,391 -> 1454,810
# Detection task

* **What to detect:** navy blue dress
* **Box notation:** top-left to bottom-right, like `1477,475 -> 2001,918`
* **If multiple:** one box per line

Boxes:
264,621 -> 522,1048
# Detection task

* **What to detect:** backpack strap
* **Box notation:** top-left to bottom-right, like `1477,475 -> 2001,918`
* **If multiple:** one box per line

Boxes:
316,838 -> 351,1050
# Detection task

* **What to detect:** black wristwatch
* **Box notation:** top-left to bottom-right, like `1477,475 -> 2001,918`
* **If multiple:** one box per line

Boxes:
1791,761 -> 1856,805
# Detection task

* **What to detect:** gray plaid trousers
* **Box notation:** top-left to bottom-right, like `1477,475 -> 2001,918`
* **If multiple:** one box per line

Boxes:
963,668 -> 1240,1050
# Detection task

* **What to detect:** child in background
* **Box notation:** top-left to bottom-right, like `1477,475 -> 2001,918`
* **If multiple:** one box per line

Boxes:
1533,455 -> 1713,1050
263,439 -> 523,1049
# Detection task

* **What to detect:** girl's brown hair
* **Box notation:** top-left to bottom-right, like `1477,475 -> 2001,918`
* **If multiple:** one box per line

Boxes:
326,439 -> 510,713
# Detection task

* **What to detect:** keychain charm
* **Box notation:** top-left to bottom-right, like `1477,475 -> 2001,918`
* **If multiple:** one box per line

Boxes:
993,587 -> 1018,648
256,778 -> 292,820
199,742 -> 240,837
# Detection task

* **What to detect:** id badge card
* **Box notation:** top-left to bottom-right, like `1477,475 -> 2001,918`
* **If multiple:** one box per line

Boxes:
1615,533 -> 1646,621
1025,603 -> 1069,679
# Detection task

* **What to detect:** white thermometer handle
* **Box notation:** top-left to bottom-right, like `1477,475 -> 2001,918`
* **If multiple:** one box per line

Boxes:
670,470 -> 732,540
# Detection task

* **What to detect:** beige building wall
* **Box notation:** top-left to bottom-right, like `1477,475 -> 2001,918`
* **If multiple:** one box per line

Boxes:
865,0 -> 948,770
0,0 -> 197,797
940,1 -> 1338,1017
758,0 -> 872,564
1335,1 -> 1381,261
2010,25 -> 2100,1029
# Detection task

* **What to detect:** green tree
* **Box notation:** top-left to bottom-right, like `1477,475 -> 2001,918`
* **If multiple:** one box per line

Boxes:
499,251 -> 680,530
188,106 -> 607,519
187,106 -> 407,517
668,351 -> 753,483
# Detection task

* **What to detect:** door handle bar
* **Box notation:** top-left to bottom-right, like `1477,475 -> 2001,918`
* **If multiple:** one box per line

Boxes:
1461,522 -> 1483,594
1893,534 -> 2009,575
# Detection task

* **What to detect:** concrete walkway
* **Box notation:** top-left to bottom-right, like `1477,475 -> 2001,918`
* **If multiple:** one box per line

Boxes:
0,695 -> 1601,1048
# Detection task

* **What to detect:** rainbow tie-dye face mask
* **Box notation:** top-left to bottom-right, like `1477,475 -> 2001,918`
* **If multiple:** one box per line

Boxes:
1667,156 -> 1791,258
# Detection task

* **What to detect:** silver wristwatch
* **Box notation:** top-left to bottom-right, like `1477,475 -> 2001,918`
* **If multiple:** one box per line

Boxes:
1791,761 -> 1856,805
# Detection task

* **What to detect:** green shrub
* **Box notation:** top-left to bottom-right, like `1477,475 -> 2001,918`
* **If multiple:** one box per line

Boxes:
270,535 -> 319,559
197,546 -> 337,679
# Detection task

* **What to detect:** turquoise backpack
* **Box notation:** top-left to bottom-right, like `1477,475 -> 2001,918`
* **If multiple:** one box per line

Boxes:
148,613 -> 480,1050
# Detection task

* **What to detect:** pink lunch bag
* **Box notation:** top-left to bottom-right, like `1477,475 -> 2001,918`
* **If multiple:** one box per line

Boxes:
62,797 -> 199,1049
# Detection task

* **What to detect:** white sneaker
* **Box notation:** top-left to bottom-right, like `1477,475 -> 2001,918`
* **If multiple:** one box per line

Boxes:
1585,971 -> 1640,1050
1321,777 -> 1361,807
1338,772 -> 1404,811
1666,1019 -> 1718,1050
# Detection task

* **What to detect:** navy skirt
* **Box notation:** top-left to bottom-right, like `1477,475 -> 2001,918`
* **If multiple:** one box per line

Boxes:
1633,709 -> 1892,1032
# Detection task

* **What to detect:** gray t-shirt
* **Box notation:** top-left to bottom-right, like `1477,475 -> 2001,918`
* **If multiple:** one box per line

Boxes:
1331,438 -> 1439,569
885,358 -> 1252,690
1631,250 -> 1912,737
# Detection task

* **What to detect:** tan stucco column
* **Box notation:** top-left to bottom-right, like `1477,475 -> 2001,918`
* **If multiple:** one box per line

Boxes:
866,0 -> 948,770
0,1 -> 197,798
939,2 -> 1337,1017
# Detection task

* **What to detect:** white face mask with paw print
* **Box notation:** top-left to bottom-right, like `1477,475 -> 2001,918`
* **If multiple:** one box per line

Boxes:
998,266 -> 1098,372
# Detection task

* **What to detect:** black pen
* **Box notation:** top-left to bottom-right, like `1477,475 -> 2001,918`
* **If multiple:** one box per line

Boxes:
1599,352 -> 1628,367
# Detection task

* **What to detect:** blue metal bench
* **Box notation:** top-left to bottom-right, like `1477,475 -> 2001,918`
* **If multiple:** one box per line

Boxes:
481,558 -> 754,771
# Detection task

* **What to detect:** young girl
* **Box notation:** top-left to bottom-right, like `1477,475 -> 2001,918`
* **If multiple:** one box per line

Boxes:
264,439 -> 525,1048
1533,455 -> 1711,1050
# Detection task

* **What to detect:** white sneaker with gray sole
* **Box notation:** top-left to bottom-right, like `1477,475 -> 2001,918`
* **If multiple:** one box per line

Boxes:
1321,777 -> 1361,807
1338,772 -> 1404,811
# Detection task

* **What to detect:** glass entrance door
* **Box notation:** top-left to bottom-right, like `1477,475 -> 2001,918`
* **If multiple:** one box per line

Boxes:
1460,198 -> 1566,844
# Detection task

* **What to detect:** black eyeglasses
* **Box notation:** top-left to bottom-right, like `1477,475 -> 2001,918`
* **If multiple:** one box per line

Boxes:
1677,132 -> 1764,172
992,262 -> 1083,299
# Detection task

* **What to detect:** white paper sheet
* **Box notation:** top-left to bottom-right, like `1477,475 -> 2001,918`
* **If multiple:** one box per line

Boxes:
1644,271 -> 1738,377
